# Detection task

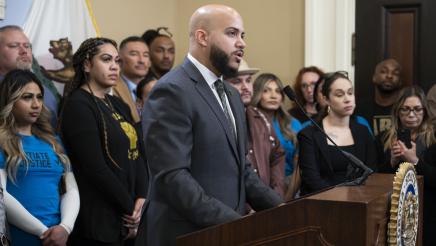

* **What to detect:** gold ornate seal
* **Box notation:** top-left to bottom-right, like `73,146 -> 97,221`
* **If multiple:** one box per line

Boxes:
388,162 -> 419,246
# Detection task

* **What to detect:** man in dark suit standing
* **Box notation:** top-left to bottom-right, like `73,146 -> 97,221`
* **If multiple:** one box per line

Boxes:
139,4 -> 283,246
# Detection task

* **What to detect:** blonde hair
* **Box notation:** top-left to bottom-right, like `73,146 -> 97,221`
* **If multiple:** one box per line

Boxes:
0,69 -> 70,183
382,85 -> 436,151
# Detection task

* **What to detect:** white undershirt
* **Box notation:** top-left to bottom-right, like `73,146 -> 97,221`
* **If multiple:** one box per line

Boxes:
187,53 -> 237,133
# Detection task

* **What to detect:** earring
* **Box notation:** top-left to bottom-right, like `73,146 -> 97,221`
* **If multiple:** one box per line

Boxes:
327,105 -> 331,114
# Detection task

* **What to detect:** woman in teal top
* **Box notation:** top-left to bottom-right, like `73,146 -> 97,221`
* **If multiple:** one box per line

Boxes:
252,73 -> 301,198
0,70 -> 79,245
272,118 -> 302,176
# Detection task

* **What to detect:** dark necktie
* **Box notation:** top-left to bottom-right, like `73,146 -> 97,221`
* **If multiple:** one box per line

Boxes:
214,79 -> 236,139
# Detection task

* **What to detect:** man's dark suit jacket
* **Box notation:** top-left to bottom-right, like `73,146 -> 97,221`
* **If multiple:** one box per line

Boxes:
298,118 -> 377,195
138,58 -> 283,246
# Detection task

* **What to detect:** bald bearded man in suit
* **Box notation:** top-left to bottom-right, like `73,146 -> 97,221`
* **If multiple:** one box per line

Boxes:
139,4 -> 283,246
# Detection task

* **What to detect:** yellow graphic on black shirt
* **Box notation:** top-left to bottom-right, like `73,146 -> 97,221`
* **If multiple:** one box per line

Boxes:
112,113 -> 139,160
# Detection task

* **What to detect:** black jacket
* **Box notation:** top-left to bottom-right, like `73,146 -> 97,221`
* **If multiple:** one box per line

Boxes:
298,118 -> 377,195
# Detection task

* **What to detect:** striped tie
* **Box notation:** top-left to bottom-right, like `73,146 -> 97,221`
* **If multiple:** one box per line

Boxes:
214,79 -> 236,140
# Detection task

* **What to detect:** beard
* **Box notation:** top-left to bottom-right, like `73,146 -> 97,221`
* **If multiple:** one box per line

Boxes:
16,57 -> 32,70
210,44 -> 238,78
376,82 -> 400,94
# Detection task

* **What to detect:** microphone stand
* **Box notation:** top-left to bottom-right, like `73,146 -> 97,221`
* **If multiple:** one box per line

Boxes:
285,86 -> 373,186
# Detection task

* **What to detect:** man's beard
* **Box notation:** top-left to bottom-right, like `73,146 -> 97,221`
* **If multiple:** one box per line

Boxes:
210,44 -> 238,78
376,83 -> 400,95
16,57 -> 32,70
154,62 -> 172,76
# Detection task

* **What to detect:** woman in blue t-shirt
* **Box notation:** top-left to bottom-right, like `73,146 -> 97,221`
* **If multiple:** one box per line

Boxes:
251,73 -> 302,199
0,70 -> 79,245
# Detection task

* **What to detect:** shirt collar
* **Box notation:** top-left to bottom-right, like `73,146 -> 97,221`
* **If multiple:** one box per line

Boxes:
121,74 -> 138,92
187,53 -> 223,87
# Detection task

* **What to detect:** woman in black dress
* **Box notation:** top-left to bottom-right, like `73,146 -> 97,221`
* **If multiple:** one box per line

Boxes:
60,37 -> 149,245
298,71 -> 376,195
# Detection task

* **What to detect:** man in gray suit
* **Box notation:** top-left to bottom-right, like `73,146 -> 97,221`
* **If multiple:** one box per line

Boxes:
140,4 -> 283,246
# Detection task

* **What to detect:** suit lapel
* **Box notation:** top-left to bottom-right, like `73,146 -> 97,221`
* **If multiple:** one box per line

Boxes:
181,59 -> 240,163
224,81 -> 245,165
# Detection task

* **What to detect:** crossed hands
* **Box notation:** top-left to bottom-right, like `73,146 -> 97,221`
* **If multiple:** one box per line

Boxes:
40,225 -> 68,246
122,198 -> 146,240
390,140 -> 419,167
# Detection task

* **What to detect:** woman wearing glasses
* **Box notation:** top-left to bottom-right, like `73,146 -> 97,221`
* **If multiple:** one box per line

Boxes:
376,86 -> 436,172
298,71 -> 377,195
289,66 -> 324,123
377,86 -> 436,245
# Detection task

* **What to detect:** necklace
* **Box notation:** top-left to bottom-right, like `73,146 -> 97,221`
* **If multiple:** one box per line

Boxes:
97,96 -> 124,121
98,95 -> 139,160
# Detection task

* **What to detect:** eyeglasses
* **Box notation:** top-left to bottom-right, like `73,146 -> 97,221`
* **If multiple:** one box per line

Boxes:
301,81 -> 317,90
156,27 -> 173,38
399,107 -> 424,116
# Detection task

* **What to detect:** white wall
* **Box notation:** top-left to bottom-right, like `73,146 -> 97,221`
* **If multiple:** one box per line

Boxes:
305,0 -> 355,81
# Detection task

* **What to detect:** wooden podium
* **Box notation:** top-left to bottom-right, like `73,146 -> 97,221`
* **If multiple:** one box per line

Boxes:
177,174 -> 423,246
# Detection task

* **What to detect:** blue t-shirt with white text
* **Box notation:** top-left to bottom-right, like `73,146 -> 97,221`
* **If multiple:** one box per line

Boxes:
0,135 -> 64,245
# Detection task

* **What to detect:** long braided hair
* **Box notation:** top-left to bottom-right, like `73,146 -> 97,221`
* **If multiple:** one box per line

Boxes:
61,37 -> 121,168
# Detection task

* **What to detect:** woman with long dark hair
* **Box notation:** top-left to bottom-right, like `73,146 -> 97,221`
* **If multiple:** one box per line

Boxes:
298,71 -> 376,195
60,38 -> 149,245
0,69 -> 79,245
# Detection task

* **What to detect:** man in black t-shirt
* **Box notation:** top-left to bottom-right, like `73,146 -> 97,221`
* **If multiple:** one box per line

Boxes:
357,58 -> 402,135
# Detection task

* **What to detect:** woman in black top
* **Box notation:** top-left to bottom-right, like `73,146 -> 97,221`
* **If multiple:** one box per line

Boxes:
376,86 -> 436,173
375,86 -> 436,245
298,71 -> 376,195
60,38 -> 149,245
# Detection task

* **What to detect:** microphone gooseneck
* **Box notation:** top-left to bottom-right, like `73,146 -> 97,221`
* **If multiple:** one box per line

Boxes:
283,85 -> 373,186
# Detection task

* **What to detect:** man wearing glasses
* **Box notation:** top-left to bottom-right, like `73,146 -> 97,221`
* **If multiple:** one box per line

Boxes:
0,25 -> 58,127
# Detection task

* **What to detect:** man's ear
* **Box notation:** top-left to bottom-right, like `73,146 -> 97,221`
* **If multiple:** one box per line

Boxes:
195,29 -> 208,47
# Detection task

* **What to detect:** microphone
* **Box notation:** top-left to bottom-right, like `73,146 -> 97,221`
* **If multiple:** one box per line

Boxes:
283,85 -> 373,186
